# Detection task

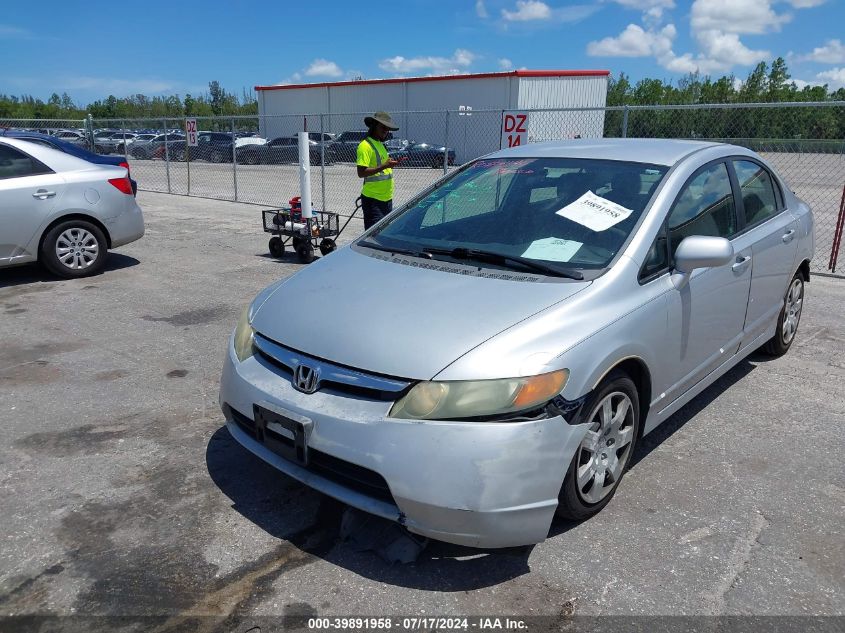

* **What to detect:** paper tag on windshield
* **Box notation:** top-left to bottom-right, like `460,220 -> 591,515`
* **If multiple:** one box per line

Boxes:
556,191 -> 633,232
522,238 -> 582,262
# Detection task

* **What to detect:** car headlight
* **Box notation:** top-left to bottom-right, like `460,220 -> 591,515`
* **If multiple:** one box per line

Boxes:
389,369 -> 569,420
233,306 -> 255,362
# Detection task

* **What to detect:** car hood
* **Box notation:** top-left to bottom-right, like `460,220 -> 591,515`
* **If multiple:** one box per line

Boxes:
250,246 -> 591,380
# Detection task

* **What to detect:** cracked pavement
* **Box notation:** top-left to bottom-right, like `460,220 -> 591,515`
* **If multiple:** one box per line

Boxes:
0,191 -> 843,630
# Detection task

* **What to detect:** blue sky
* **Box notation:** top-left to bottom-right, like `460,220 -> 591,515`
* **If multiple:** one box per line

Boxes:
2,0 -> 844,104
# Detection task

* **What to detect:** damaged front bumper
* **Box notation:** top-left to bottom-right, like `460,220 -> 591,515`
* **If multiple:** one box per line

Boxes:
219,340 -> 589,548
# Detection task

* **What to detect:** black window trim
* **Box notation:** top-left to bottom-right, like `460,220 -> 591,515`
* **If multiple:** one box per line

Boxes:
727,155 -> 786,236
638,156 -> 739,284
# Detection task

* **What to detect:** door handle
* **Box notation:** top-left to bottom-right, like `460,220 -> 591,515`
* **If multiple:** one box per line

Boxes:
732,255 -> 751,272
782,229 -> 796,243
32,190 -> 56,200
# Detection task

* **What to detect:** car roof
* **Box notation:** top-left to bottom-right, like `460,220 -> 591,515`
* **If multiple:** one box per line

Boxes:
0,136 -> 113,172
488,138 -> 723,167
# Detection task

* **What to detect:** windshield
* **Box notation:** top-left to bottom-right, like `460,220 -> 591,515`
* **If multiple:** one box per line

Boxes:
369,157 -> 668,271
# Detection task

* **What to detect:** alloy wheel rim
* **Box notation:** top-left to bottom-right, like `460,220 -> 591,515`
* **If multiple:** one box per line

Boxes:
576,391 -> 635,505
782,278 -> 803,345
56,228 -> 98,270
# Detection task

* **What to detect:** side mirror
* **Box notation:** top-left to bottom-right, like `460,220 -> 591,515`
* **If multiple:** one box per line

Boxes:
671,235 -> 734,289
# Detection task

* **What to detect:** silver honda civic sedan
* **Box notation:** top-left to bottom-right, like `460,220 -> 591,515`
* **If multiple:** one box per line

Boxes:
219,139 -> 813,548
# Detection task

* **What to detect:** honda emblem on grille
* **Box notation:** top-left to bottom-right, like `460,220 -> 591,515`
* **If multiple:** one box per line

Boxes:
292,364 -> 319,394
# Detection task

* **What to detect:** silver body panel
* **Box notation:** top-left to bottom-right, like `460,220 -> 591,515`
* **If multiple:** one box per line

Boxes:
220,139 -> 814,548
0,138 -> 145,267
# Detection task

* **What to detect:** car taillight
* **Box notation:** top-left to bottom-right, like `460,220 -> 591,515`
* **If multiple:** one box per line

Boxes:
118,161 -> 130,175
108,176 -> 133,195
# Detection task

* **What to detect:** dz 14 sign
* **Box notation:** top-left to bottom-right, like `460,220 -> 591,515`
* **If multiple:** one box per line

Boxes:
501,112 -> 528,148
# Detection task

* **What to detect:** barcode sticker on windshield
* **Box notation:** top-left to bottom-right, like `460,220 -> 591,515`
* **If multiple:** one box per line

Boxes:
522,238 -> 582,262
556,191 -> 633,232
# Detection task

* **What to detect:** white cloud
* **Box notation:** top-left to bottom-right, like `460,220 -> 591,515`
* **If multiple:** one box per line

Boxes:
798,39 -> 845,64
502,0 -> 551,21
304,59 -> 343,78
476,0 -> 489,18
498,58 -> 514,70
587,23 -> 668,57
784,0 -> 827,6
690,0 -> 790,35
0,23 -> 32,38
816,67 -> 845,88
379,49 -> 478,74
61,76 -> 177,94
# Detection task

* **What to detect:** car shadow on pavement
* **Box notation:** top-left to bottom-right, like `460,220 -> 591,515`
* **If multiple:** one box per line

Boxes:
206,426 -> 532,591
630,356 -> 760,469
0,253 -> 140,288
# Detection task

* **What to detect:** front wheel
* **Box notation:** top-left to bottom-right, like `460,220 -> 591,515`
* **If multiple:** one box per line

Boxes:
296,243 -> 315,264
556,371 -> 640,521
762,271 -> 804,356
319,238 -> 336,256
40,220 -> 108,278
268,237 -> 284,258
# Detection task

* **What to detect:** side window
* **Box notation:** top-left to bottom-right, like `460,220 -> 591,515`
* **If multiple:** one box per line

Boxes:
733,160 -> 780,226
667,162 -> 736,260
0,145 -> 53,179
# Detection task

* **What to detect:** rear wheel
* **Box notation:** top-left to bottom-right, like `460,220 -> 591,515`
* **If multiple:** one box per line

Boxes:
762,271 -> 804,356
268,237 -> 284,258
40,220 -> 108,278
210,149 -> 224,163
556,371 -> 640,521
241,152 -> 259,165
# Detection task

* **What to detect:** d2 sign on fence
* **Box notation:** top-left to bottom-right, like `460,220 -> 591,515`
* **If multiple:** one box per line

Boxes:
185,118 -> 198,146
501,112 -> 528,148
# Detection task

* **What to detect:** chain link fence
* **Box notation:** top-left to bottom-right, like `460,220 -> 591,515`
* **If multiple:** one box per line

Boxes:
3,102 -> 843,275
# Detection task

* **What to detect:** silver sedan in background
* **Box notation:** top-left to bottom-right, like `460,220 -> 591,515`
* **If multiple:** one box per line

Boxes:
220,139 -> 813,548
0,137 -> 144,278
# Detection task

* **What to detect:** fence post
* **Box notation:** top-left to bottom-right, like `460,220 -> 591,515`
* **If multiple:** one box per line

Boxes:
443,110 -> 449,174
163,118 -> 172,194
85,114 -> 94,151
185,118 -> 191,196
231,117 -> 238,202
320,113 -> 327,213
622,105 -> 629,138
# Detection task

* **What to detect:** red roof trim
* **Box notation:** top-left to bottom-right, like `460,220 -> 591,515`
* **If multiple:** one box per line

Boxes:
255,70 -> 610,91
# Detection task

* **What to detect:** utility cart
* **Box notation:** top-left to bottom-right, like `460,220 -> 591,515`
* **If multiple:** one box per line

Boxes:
261,197 -> 361,264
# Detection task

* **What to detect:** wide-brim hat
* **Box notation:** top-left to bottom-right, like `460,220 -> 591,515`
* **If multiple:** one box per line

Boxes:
364,111 -> 399,130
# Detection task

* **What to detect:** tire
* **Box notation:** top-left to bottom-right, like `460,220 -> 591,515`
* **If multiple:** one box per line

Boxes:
210,149 -> 225,163
762,271 -> 804,356
268,237 -> 284,258
319,238 -> 336,256
296,243 -> 315,264
556,370 -> 640,521
241,152 -> 259,165
40,220 -> 108,279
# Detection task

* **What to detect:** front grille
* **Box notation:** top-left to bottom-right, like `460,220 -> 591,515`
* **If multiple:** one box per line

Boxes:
225,404 -> 395,503
252,334 -> 412,401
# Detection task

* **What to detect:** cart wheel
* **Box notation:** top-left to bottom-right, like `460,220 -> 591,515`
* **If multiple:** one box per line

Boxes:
319,238 -> 337,256
269,237 -> 284,258
296,243 -> 315,264
292,235 -> 303,249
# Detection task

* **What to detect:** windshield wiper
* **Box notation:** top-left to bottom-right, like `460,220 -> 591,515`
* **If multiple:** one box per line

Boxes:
358,239 -> 432,259
422,246 -> 584,280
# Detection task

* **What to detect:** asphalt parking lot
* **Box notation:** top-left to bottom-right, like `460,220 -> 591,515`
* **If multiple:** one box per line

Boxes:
0,191 -> 843,630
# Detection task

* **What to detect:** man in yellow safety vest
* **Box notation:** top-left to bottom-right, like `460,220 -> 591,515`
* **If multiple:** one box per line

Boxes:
357,111 -> 400,229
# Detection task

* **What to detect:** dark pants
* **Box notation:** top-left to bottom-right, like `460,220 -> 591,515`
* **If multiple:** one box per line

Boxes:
361,195 -> 393,229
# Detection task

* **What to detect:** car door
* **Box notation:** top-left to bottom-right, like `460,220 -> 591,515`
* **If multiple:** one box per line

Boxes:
660,160 -> 754,403
0,144 -> 66,262
730,159 -> 800,351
